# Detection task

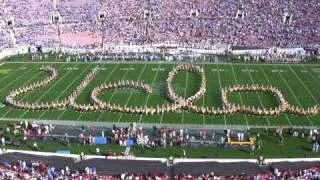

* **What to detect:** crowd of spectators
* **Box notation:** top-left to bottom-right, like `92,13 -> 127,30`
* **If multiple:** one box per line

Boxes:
175,166 -> 320,180
0,0 -> 319,50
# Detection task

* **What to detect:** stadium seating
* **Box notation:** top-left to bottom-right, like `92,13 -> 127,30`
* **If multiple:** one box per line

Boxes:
0,0 -> 319,50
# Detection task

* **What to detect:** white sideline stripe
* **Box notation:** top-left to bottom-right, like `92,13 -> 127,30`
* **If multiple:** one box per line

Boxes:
94,63 -> 119,122
230,64 -> 250,127
95,64 -> 134,122
216,65 -> 227,127
259,65 -> 292,126
138,63 -> 161,124
4,61 -> 320,67
1,67 -> 49,118
19,64 -> 73,118
117,63 -> 147,123
56,65 -> 94,120
244,64 -> 272,126
274,65 -> 314,127
0,117 -> 316,129
288,65 -> 319,104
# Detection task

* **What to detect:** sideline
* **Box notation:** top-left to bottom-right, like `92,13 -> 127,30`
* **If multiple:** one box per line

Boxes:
0,117 -> 316,129
2,61 -> 320,67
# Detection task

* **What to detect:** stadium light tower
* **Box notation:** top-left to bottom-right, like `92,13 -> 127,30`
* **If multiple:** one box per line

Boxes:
98,10 -> 107,52
51,11 -> 62,61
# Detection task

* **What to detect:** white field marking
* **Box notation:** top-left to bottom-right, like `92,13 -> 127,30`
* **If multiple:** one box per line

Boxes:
20,64 -> 75,118
138,63 -> 161,124
302,65 -> 320,92
274,65 -> 314,126
181,71 -> 189,125
271,69 -> 288,73
259,65 -> 292,126
56,65 -> 95,120
20,66 -> 27,70
5,61 -> 320,69
202,75 -> 205,125
0,117 -> 317,129
94,64 -> 120,122
152,68 -> 165,71
160,63 -> 177,125
288,65 -> 319,104
96,64 -> 134,122
0,65 -> 39,92
300,70 -> 308,73
0,103 -> 5,108
64,67 -> 79,70
94,64 -> 119,121
120,67 -> 135,71
211,68 -> 228,72
244,64 -> 271,126
37,64 -> 87,119
117,63 -> 148,123
1,67 -> 49,118
230,64 -> 250,127
216,65 -> 227,127
241,69 -> 257,73
0,63 -> 3,66
0,66 -> 24,85
99,67 -> 107,71
76,64 -> 119,122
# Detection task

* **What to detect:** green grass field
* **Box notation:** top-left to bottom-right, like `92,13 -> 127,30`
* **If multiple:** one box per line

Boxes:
0,59 -> 319,128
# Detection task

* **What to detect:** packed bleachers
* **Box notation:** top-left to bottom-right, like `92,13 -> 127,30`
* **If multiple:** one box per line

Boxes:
5,0 -> 53,27
0,0 -> 319,50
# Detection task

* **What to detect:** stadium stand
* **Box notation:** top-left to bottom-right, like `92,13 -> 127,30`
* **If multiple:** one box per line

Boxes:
0,0 -> 319,50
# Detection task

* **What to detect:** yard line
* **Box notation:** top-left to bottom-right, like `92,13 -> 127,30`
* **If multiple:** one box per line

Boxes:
181,71 -> 189,125
287,65 -> 319,104
0,65 -> 24,85
96,63 -> 134,122
303,65 -> 320,87
0,64 -> 39,92
138,63 -> 161,124
117,63 -> 148,123
259,65 -> 292,126
1,66 -> 51,118
216,64 -> 227,128
76,64 -> 119,122
302,65 -> 320,90
19,64 -> 75,118
37,64 -> 90,119
230,64 -> 250,127
274,65 -> 314,126
160,63 -> 176,125
202,68 -> 205,125
244,64 -> 271,126
92,64 -> 119,122
56,64 -> 94,120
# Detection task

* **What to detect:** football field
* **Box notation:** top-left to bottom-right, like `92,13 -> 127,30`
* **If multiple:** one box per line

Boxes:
0,61 -> 319,128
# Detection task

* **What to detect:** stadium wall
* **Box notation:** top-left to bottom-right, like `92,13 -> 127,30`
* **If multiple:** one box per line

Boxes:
0,45 -> 308,59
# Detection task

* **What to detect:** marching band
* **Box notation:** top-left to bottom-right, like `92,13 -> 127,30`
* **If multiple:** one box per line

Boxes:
4,65 -> 319,117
